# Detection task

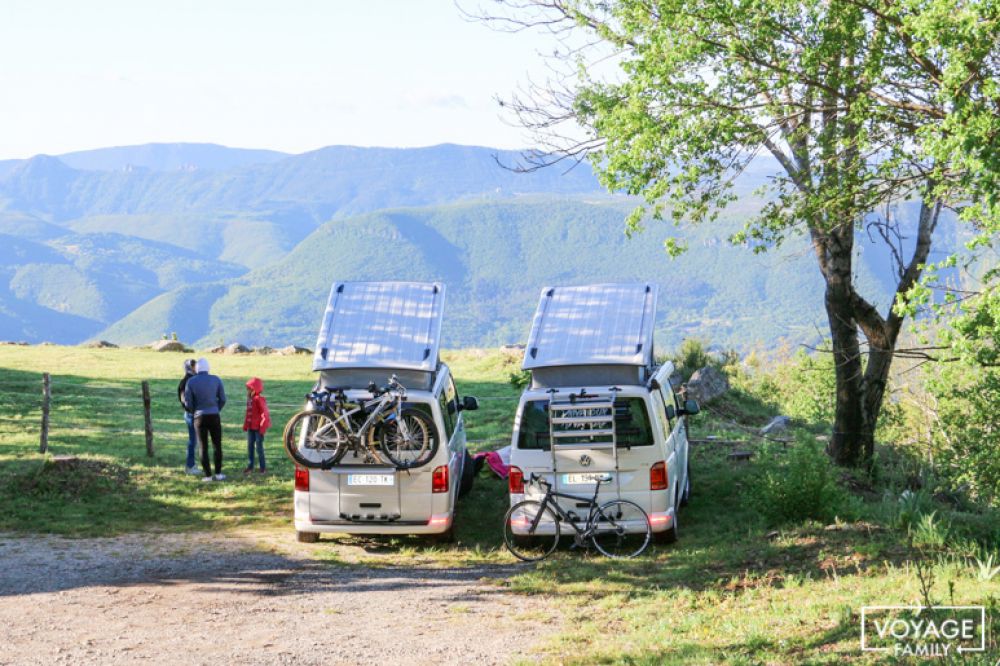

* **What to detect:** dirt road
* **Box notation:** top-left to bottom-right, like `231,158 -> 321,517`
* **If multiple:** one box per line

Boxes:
0,531 -> 560,665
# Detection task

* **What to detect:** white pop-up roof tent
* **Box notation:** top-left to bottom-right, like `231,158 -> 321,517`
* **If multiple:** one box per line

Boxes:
522,283 -> 658,388
312,281 -> 445,390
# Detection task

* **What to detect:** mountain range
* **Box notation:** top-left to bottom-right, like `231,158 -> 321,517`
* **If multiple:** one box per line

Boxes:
0,142 -> 964,351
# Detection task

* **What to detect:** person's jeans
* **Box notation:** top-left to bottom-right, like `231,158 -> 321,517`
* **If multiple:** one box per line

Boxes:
184,411 -> 197,469
247,430 -> 266,470
194,413 -> 223,477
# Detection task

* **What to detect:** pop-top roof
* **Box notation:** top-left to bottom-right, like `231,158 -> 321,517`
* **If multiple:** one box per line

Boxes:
522,283 -> 658,370
313,281 -> 445,372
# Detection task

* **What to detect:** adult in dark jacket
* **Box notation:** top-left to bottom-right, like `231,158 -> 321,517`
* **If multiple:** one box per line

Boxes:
177,359 -> 199,475
183,357 -> 228,481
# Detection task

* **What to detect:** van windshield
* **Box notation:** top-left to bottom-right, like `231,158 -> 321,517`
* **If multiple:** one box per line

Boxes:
516,398 -> 653,450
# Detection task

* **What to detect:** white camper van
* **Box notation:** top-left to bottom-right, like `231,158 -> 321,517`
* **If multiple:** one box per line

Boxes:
292,281 -> 478,542
508,283 -> 698,543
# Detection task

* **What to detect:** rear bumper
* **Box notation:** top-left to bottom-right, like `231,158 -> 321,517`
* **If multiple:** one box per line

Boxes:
508,508 -> 673,535
295,512 -> 452,536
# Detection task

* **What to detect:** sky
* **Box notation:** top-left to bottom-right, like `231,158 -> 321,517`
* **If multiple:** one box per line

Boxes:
0,0 -> 558,159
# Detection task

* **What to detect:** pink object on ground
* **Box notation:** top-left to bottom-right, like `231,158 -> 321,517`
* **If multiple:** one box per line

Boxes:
473,445 -> 511,479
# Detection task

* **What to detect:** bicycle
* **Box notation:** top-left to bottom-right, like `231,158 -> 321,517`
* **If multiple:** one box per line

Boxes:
503,473 -> 652,561
283,375 -> 437,470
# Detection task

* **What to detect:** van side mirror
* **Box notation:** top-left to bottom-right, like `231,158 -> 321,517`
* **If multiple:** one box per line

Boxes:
460,396 -> 479,412
664,404 -> 676,420
679,399 -> 700,416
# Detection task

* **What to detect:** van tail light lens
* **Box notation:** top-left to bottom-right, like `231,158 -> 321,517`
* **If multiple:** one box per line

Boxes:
432,465 -> 449,493
509,466 -> 524,494
294,466 -> 309,491
650,461 -> 668,491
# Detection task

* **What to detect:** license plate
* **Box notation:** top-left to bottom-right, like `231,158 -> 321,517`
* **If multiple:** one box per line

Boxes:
562,473 -> 612,485
347,474 -> 394,486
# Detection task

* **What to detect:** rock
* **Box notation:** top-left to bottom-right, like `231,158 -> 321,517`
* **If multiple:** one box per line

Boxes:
150,340 -> 186,352
685,366 -> 730,404
84,340 -> 118,349
277,345 -> 312,356
0,340 -> 30,346
760,415 -> 791,435
500,343 -> 525,353
225,342 -> 250,354
206,346 -> 226,354
253,346 -> 275,355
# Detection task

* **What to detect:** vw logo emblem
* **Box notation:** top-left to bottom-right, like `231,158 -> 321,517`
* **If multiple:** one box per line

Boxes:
579,454 -> 592,467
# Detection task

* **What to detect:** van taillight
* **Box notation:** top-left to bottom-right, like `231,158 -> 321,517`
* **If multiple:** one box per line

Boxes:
650,462 -> 668,491
294,466 -> 309,491
509,466 -> 524,494
432,465 -> 449,493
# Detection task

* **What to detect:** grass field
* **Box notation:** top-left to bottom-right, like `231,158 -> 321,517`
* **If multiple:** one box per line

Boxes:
1,345 -> 998,664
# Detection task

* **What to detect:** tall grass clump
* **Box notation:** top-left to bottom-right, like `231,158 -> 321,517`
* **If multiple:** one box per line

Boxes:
747,436 -> 858,525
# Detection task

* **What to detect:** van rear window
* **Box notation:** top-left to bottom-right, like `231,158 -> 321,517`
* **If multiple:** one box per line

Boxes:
516,398 -> 653,450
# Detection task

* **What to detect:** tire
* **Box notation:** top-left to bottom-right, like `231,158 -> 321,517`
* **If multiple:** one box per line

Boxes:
283,410 -> 348,469
372,408 -> 437,469
680,461 -> 691,507
503,500 -> 560,562
296,531 -> 319,543
429,524 -> 455,544
458,450 -> 476,499
590,499 -> 652,559
656,488 -> 680,545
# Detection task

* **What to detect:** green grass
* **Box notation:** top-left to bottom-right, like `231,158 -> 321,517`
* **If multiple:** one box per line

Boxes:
1,345 -> 998,664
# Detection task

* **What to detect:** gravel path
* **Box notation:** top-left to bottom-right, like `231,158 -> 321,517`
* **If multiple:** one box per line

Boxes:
0,531 -> 561,665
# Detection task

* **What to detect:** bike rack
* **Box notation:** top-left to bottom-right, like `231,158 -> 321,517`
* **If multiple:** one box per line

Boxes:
547,390 -> 622,504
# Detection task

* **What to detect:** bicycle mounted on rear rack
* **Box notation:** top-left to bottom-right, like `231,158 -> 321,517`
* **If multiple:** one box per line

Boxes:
283,374 -> 438,470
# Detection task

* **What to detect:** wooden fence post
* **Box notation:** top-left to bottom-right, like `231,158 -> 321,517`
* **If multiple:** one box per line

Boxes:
39,372 -> 50,454
142,380 -> 154,457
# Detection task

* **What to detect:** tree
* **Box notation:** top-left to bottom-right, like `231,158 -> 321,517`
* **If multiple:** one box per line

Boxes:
477,0 -> 1000,466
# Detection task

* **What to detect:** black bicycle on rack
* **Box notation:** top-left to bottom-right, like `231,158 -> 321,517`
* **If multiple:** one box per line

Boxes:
282,375 -> 437,470
503,473 -> 652,561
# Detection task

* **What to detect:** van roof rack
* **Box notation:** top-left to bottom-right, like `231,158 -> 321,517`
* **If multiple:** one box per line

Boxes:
312,281 -> 445,373
522,283 -> 658,388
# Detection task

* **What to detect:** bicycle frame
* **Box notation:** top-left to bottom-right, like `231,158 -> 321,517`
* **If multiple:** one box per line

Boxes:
527,478 -> 608,538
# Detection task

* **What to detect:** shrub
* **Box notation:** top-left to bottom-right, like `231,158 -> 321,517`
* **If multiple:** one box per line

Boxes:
669,338 -> 738,382
748,437 -> 857,525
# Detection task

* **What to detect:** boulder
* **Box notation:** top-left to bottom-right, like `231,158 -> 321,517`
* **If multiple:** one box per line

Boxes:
277,345 -> 312,356
760,415 -> 791,435
85,340 -> 118,349
206,345 -> 226,354
225,342 -> 250,354
253,346 -> 275,355
685,366 -> 729,404
150,340 -> 186,352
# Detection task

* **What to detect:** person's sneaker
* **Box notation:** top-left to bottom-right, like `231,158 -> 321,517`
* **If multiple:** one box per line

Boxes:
214,473 -> 226,481
257,468 -> 268,475
185,466 -> 201,475
200,476 -> 213,483
243,466 -> 253,475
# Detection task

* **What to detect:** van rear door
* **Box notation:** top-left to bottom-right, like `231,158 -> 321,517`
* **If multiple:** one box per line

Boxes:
310,467 -> 402,522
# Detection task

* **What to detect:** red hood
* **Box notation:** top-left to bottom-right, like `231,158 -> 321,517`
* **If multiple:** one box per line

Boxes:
246,377 -> 264,394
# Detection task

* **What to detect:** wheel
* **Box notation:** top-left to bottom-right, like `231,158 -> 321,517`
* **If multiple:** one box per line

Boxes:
296,531 -> 319,543
429,524 -> 455,544
655,489 -> 680,545
372,408 -> 437,468
458,450 -> 476,499
283,410 -> 348,469
680,461 -> 691,507
503,500 -> 560,562
590,499 -> 652,559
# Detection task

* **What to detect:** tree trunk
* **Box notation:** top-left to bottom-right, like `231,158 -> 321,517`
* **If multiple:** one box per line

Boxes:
823,251 -> 868,467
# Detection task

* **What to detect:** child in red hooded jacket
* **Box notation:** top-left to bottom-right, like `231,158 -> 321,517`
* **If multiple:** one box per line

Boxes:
243,377 -> 271,474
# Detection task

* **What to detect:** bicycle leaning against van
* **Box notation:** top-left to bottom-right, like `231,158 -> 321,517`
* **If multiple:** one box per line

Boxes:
503,473 -> 652,561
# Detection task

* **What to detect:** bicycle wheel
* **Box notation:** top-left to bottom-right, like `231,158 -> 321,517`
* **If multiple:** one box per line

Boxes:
283,410 -> 348,469
503,500 -> 560,562
371,408 -> 436,468
590,499 -> 652,559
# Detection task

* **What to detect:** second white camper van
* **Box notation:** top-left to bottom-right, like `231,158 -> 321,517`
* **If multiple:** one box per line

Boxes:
507,283 -> 698,543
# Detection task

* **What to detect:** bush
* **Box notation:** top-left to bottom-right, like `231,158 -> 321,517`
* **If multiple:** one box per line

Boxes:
669,338 -> 738,382
748,437 -> 858,525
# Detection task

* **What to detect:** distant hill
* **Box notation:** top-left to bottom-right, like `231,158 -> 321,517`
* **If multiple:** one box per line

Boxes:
97,198 -> 936,352
0,141 -> 962,350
